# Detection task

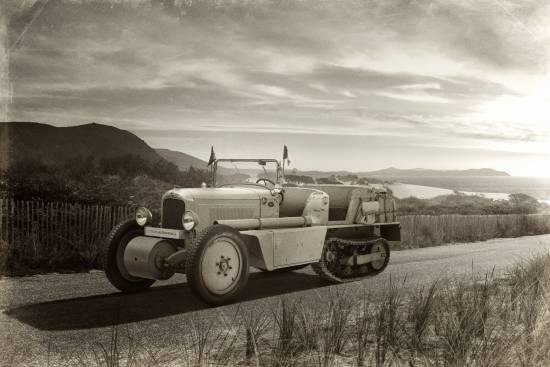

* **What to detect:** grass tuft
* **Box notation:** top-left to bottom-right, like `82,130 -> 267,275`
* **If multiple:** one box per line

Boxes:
8,254 -> 550,367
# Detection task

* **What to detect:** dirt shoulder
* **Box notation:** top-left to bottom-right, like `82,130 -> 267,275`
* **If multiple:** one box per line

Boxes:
1,235 -> 549,365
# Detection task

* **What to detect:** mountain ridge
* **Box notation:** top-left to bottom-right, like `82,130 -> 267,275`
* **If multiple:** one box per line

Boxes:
0,121 -> 164,169
1,122 -> 511,178
155,148 -> 209,170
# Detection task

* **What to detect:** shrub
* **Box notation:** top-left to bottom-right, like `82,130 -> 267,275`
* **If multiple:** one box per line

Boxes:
396,193 -> 545,216
1,156 -> 210,206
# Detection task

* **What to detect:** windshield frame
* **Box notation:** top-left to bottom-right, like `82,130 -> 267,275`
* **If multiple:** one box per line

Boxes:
211,158 -> 283,187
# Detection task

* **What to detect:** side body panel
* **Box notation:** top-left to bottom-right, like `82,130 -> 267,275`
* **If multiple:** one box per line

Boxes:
241,226 -> 327,270
240,222 -> 399,271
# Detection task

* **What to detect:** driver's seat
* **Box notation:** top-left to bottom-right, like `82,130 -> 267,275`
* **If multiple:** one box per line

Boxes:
279,187 -> 322,217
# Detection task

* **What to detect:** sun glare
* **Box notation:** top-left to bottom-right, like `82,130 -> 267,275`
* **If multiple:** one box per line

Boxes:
471,77 -> 550,148
476,78 -> 550,125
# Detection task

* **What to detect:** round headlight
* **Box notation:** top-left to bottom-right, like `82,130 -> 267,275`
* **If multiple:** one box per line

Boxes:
135,207 -> 152,226
182,211 -> 197,231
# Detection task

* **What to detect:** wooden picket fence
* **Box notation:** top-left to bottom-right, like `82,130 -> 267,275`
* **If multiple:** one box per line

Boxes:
0,199 -> 132,251
1,199 -> 550,273
2,199 -> 550,249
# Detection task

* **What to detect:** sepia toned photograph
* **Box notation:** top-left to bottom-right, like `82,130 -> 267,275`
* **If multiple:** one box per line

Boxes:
1,0 -> 550,365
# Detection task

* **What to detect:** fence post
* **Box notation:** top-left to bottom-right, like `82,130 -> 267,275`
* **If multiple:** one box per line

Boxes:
84,204 -> 89,244
0,199 -> 3,243
52,202 -> 57,250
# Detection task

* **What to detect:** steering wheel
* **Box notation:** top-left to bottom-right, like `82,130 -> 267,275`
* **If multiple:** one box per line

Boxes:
256,178 -> 276,187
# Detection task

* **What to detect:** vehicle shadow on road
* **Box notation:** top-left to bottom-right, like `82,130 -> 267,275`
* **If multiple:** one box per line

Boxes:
5,271 -> 328,331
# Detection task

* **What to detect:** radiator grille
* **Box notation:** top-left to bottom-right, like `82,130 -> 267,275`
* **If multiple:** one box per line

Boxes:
209,207 -> 254,221
162,198 -> 185,229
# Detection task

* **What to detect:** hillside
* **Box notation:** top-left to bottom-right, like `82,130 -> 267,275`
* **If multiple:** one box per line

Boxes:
0,122 -> 511,181
155,148 -> 208,170
156,148 -> 240,175
1,122 -> 211,205
0,122 -> 164,169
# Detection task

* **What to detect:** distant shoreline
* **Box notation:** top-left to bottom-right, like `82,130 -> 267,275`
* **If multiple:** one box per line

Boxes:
378,176 -> 550,201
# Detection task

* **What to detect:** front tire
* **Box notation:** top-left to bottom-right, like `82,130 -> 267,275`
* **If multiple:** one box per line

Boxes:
185,225 -> 249,306
102,219 -> 156,292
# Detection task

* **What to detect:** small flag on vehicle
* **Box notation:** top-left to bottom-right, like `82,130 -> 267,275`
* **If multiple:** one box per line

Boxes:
283,145 -> 291,166
207,146 -> 216,166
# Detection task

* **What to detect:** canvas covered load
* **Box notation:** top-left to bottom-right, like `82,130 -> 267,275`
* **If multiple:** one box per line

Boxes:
301,184 -> 397,224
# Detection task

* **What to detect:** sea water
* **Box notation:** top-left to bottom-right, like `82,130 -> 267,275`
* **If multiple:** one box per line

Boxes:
371,176 -> 550,201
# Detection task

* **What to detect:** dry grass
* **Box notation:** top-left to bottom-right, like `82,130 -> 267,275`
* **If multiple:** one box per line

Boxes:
1,232 -> 103,276
7,254 -> 550,366
398,214 -> 550,249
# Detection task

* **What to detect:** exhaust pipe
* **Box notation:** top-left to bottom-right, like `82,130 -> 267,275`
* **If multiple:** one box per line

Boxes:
215,216 -> 312,230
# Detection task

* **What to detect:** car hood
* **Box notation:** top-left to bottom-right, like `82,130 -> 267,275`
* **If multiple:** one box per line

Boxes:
162,186 -> 268,202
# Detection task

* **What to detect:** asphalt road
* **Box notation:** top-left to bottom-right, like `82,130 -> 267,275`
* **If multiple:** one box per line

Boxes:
1,234 -> 550,365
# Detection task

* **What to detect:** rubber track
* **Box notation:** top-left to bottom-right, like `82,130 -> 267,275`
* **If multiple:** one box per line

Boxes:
311,237 -> 389,284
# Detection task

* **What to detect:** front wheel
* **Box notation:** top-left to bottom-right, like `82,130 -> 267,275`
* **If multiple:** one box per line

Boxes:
185,225 -> 249,306
102,219 -> 156,292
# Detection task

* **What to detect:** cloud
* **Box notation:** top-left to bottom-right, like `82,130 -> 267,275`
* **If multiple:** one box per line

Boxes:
5,0 -> 550,175
397,83 -> 441,91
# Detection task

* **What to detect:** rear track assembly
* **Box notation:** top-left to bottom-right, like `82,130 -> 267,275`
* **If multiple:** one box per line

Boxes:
311,237 -> 390,283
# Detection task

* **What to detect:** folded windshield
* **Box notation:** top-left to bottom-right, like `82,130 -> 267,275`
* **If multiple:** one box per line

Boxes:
215,160 -> 280,186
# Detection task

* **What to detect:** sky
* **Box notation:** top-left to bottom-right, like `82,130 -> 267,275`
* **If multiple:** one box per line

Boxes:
2,0 -> 550,176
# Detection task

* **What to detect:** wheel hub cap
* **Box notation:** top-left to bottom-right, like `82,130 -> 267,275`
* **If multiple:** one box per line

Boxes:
201,236 -> 242,294
216,256 -> 232,275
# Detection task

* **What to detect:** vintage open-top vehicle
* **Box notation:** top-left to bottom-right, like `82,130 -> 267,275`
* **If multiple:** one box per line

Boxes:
103,148 -> 401,305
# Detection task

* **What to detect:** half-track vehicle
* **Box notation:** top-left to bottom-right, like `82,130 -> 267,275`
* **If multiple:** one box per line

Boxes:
103,149 -> 401,306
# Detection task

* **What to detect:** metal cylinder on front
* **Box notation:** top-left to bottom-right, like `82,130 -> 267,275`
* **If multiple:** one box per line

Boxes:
123,236 -> 177,280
